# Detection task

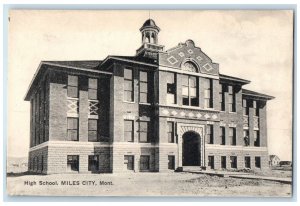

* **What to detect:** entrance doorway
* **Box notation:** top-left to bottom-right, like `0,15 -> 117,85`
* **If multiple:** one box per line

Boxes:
182,131 -> 201,166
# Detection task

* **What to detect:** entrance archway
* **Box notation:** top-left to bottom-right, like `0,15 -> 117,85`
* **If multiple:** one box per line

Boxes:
182,131 -> 201,166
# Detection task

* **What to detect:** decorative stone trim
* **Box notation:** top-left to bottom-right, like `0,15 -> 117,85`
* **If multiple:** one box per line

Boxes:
177,123 -> 206,168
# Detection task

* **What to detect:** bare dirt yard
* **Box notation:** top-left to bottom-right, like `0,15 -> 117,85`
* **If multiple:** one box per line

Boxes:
6,172 -> 292,197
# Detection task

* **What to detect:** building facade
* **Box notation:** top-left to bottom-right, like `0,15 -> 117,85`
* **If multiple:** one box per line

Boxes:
25,19 -> 274,174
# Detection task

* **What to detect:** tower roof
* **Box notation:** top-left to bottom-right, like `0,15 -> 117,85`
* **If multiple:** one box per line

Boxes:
140,19 -> 160,31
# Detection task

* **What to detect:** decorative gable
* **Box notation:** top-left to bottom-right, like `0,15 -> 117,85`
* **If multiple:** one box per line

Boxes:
158,39 -> 219,76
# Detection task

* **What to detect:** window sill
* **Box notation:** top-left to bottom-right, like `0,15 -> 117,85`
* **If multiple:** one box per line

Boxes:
139,102 -> 152,106
123,101 -> 136,104
67,97 -> 79,100
228,112 -> 237,114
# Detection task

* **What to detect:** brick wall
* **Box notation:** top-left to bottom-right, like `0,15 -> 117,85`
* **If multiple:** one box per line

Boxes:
46,143 -> 111,174
49,71 -> 68,141
112,144 -> 157,173
206,146 -> 269,171
28,146 -> 48,174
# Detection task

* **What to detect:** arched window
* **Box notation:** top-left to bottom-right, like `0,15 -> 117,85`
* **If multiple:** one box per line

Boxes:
182,61 -> 198,73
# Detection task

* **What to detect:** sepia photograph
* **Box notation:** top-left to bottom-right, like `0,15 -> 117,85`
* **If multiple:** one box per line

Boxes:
6,9 -> 294,197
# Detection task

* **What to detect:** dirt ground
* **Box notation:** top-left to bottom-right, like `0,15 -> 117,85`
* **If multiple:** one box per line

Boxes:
6,172 -> 292,197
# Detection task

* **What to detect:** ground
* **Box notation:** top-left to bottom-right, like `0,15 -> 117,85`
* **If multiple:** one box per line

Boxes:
6,170 -> 292,197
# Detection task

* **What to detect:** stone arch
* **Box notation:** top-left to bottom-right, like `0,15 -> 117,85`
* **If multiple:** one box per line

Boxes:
177,123 -> 205,169
180,59 -> 200,73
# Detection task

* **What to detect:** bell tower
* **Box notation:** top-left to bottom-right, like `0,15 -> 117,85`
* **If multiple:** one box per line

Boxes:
136,19 -> 164,59
140,19 -> 160,44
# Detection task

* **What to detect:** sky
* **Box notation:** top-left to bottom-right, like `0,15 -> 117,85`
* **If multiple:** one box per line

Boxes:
8,10 -> 293,160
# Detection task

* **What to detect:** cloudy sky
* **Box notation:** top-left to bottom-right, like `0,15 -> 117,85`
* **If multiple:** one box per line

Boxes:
8,10 -> 293,160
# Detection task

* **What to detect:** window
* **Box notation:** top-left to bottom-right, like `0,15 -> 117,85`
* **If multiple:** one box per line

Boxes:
208,156 -> 215,169
255,156 -> 261,168
229,127 -> 236,145
124,120 -> 134,142
88,155 -> 99,172
67,118 -> 78,141
253,101 -> 259,116
220,126 -> 225,145
139,71 -> 148,103
254,130 -> 260,147
207,125 -> 213,144
124,68 -> 133,102
41,155 -> 44,172
124,155 -> 134,170
36,156 -> 40,171
230,156 -> 237,169
166,73 -> 176,104
245,156 -> 251,169
88,119 -> 98,142
204,78 -> 212,108
182,75 -> 198,106
228,86 -> 236,112
67,155 -> 79,172
140,155 -> 150,171
219,84 -> 225,111
243,129 -> 249,146
88,78 -> 98,100
167,122 -> 175,143
139,121 -> 149,142
221,156 -> 226,169
243,99 -> 249,115
168,155 -> 175,170
67,75 -> 78,98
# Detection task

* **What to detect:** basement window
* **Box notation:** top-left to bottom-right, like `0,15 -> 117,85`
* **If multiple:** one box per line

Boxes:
230,156 -> 237,169
255,156 -> 261,168
67,155 -> 79,172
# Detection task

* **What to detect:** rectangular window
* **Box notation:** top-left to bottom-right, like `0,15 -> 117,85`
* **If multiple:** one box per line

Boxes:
124,68 -> 133,102
166,73 -> 176,104
124,155 -> 134,171
228,86 -> 236,112
139,71 -> 148,103
88,155 -> 99,172
167,122 -> 175,143
124,120 -> 134,142
190,76 -> 198,106
204,78 -> 212,108
221,156 -> 226,169
139,121 -> 149,143
229,127 -> 236,145
219,84 -> 225,111
255,156 -> 261,168
245,156 -> 251,169
230,156 -> 237,169
207,125 -> 213,144
253,101 -> 259,116
254,130 -> 260,147
67,75 -> 78,98
88,78 -> 98,100
243,99 -> 249,116
182,75 -> 189,106
41,155 -> 44,172
168,155 -> 175,170
140,155 -> 150,171
208,156 -> 215,169
88,119 -> 98,142
182,75 -> 198,106
67,118 -> 78,141
67,155 -> 79,172
243,129 -> 249,146
220,126 -> 225,145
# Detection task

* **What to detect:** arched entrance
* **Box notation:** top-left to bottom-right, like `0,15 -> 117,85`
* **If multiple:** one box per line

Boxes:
182,131 -> 201,166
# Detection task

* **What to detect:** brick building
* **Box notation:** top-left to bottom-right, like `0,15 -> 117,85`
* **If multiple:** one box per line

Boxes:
25,19 -> 274,174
